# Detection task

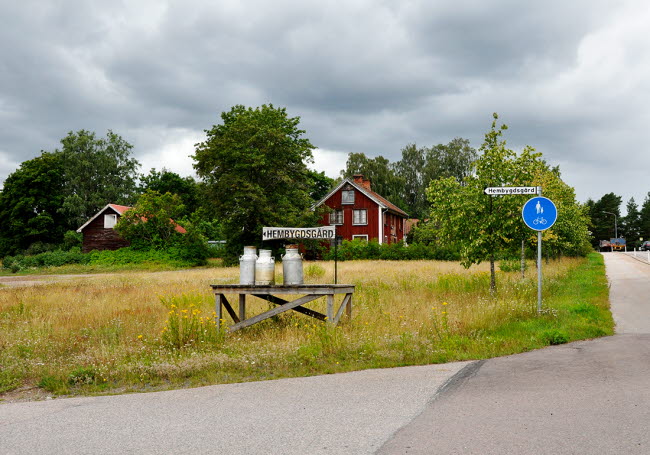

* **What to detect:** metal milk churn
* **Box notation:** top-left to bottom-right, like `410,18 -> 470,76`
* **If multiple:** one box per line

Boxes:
239,246 -> 257,285
255,249 -> 275,285
282,244 -> 303,285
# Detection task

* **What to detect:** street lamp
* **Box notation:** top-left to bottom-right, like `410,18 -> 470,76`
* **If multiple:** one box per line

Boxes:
603,211 -> 618,239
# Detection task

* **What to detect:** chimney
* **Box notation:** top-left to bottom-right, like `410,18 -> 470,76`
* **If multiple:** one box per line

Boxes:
352,174 -> 371,190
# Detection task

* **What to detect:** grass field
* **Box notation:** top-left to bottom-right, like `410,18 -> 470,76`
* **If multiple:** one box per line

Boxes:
0,253 -> 612,401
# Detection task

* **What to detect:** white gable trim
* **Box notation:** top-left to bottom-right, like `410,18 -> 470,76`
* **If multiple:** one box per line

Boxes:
312,178 -> 387,210
76,204 -> 130,233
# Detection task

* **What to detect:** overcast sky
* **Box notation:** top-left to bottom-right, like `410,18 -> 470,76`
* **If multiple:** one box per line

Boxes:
1,0 -> 649,211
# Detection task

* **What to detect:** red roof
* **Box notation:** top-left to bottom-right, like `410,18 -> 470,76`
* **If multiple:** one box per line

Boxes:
364,188 -> 408,217
108,204 -> 132,215
77,204 -> 187,234
313,177 -> 409,218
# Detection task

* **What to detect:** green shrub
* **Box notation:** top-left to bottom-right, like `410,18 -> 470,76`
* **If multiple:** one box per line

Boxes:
321,239 -> 460,261
63,230 -> 82,250
499,259 -> 526,272
2,249 -> 90,271
541,329 -> 569,345
38,375 -> 69,394
68,366 -> 97,386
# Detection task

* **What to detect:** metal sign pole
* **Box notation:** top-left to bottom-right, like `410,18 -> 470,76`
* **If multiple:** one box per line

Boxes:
334,240 -> 338,285
334,225 -> 338,285
537,231 -> 542,313
537,186 -> 542,313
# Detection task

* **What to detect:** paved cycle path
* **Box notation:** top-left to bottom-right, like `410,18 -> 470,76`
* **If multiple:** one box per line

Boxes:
379,252 -> 650,454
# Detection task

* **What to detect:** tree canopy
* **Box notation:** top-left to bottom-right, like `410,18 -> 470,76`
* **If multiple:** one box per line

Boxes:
341,138 -> 477,218
640,192 -> 650,241
139,168 -> 200,216
586,193 -> 623,245
424,113 -> 591,290
59,130 -> 140,228
0,152 -> 67,255
193,104 -> 317,264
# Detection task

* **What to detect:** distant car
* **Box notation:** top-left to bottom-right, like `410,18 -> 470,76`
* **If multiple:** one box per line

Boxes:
641,241 -> 650,251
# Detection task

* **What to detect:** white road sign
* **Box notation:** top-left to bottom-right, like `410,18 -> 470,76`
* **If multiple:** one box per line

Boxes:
484,186 -> 538,196
262,226 -> 336,240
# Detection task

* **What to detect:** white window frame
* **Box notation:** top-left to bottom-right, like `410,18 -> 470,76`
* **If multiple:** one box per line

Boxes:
352,209 -> 368,225
104,214 -> 117,229
341,190 -> 355,204
330,210 -> 344,225
352,234 -> 368,241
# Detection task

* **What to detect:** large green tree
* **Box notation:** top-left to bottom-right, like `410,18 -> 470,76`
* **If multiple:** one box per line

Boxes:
621,198 -> 641,244
425,114 -> 590,290
640,192 -> 650,241
139,168 -> 200,216
115,190 -> 209,264
394,144 -> 427,218
59,130 -> 140,228
0,152 -> 67,255
307,169 -> 335,202
342,138 -> 477,219
193,104 -> 316,264
424,137 -> 478,184
588,193 -> 622,246
341,153 -> 406,209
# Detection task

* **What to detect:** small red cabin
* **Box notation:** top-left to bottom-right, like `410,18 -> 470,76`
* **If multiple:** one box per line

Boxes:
313,174 -> 408,244
76,204 -> 186,253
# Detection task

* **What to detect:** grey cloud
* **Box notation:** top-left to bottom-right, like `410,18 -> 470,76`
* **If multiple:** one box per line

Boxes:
0,0 -> 648,208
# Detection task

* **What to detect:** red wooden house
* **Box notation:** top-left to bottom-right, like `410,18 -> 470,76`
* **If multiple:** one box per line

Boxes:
76,204 -> 186,253
314,174 -> 409,244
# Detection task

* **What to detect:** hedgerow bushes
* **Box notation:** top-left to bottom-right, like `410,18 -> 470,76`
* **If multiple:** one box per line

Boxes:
321,239 -> 460,261
2,249 -> 89,272
2,246 -> 208,273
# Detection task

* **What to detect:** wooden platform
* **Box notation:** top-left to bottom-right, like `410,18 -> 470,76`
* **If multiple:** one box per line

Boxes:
210,284 -> 354,332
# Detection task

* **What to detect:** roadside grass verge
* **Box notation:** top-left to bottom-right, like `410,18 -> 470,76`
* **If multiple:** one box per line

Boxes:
0,253 -> 612,400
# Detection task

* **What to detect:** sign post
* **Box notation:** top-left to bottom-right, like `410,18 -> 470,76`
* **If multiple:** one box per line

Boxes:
262,226 -> 340,283
484,186 -> 538,196
521,189 -> 558,313
262,226 -> 336,241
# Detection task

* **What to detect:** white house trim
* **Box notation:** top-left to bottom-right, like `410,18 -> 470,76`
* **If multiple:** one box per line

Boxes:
312,178 -> 388,211
76,204 -> 130,233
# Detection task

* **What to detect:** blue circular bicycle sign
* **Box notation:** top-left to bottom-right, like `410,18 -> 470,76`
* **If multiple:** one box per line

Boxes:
522,197 -> 557,231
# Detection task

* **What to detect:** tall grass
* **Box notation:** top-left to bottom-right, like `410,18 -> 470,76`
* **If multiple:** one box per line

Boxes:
0,254 -> 612,400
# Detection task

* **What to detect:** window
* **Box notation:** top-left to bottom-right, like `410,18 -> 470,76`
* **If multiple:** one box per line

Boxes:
353,209 -> 367,225
330,210 -> 344,225
352,235 -> 368,241
104,214 -> 117,229
341,190 -> 355,204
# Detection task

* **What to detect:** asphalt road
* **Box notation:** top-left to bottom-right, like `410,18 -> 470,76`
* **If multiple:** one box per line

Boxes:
379,252 -> 650,454
1,253 -> 648,454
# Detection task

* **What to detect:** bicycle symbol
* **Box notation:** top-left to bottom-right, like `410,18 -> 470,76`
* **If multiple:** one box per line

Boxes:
532,217 -> 547,226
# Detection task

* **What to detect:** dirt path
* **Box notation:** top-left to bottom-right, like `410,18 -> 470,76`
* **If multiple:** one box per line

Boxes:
0,274 -> 100,287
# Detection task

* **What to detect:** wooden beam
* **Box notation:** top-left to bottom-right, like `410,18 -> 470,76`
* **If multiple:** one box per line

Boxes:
326,294 -> 334,323
333,293 -> 353,325
211,284 -> 355,295
239,294 -> 246,321
221,294 -> 240,323
215,294 -> 223,327
253,294 -> 326,321
228,294 -> 322,332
